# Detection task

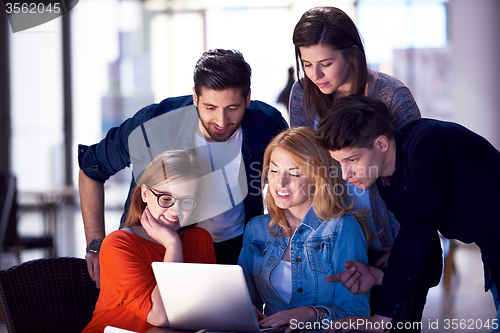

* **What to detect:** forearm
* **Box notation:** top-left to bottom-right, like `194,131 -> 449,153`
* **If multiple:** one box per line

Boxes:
163,239 -> 183,263
146,238 -> 183,326
148,285 -> 169,326
79,169 -> 106,242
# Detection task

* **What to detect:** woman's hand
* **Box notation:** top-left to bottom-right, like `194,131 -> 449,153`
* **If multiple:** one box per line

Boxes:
258,306 -> 316,333
141,207 -> 181,250
326,261 -> 383,295
253,305 -> 267,322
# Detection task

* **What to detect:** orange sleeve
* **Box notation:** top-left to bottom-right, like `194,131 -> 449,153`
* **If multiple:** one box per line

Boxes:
99,231 -> 163,321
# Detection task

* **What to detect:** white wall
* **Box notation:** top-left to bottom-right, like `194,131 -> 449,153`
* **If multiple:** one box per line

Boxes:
449,0 -> 500,149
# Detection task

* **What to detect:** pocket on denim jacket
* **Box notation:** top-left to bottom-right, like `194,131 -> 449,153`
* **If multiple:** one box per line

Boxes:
305,238 -> 333,274
249,240 -> 270,277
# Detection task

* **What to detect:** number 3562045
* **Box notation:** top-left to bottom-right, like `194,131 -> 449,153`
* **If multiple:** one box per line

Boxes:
6,3 -> 61,14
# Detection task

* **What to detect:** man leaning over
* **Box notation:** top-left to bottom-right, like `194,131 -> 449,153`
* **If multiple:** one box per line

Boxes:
78,49 -> 288,287
317,95 -> 500,332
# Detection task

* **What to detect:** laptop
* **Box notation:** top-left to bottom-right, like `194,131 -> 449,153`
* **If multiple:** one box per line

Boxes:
152,262 -> 287,333
104,326 -> 138,333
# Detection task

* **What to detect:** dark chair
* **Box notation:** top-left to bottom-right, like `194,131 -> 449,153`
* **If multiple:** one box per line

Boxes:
0,257 -> 100,333
0,172 -> 55,263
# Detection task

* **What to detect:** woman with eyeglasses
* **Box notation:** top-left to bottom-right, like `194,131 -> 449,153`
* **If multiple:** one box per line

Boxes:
83,150 -> 216,333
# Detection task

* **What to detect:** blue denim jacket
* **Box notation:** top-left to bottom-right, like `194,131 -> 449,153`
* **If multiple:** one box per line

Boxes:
238,205 -> 370,321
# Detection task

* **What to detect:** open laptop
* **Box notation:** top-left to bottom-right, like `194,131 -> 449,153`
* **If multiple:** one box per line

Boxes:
152,262 -> 287,333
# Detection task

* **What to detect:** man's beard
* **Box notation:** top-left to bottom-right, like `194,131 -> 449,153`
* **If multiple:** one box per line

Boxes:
199,118 -> 241,142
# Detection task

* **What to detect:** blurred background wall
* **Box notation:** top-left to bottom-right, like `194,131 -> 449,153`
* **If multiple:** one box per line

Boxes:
1,0 -> 499,205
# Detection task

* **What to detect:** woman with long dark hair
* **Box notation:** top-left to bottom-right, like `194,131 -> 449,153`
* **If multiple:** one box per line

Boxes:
290,6 -> 421,264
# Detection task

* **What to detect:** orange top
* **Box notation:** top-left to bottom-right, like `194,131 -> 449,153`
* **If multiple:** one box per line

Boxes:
83,226 -> 216,333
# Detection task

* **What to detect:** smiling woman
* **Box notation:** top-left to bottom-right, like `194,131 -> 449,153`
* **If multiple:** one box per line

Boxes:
267,146 -> 315,219
82,150 -> 216,333
238,127 -> 370,333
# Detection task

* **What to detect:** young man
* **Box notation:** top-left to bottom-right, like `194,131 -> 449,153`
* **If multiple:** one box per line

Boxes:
316,95 -> 500,332
79,49 -> 288,287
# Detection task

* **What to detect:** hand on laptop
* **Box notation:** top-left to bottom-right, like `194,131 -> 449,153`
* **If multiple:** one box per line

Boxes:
253,305 -> 266,321
258,306 -> 316,333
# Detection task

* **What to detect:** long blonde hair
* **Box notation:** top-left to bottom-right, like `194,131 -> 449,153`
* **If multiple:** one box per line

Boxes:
262,127 -> 369,239
122,150 -> 202,228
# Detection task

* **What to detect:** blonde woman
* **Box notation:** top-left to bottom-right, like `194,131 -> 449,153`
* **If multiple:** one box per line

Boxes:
238,127 -> 369,332
83,150 -> 215,333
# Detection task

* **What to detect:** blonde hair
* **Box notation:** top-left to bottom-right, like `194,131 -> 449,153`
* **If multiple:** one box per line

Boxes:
262,127 -> 369,239
122,150 -> 202,228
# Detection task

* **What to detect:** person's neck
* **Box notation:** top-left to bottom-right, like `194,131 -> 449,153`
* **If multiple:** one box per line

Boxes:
285,207 -> 308,231
335,71 -> 356,98
381,139 -> 397,177
334,86 -> 351,99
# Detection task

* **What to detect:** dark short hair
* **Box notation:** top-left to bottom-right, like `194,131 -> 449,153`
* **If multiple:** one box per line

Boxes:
193,49 -> 251,98
316,95 -> 394,151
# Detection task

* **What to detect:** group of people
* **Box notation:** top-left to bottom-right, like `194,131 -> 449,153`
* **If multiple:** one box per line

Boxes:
79,6 -> 500,333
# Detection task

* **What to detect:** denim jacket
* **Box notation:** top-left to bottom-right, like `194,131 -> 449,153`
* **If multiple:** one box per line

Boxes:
238,205 -> 370,321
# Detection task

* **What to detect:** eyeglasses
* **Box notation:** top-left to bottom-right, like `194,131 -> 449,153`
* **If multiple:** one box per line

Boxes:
148,188 -> 197,211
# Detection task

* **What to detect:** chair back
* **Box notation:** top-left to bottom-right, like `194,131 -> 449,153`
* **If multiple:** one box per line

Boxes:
0,257 -> 100,333
0,172 -> 56,262
0,172 -> 16,252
